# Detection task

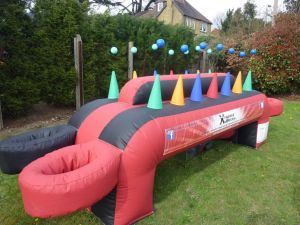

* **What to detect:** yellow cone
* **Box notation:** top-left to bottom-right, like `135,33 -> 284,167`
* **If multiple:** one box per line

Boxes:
232,71 -> 243,94
197,69 -> 200,74
132,70 -> 138,79
170,75 -> 185,106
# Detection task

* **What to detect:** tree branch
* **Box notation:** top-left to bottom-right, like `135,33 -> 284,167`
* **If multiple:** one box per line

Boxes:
144,0 -> 156,10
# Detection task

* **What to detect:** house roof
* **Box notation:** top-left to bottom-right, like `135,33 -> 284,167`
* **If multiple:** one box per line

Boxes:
135,10 -> 159,18
173,0 -> 212,24
135,4 -> 166,18
135,0 -> 212,25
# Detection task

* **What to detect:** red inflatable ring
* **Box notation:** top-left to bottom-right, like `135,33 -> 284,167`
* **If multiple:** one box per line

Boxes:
19,140 -> 121,218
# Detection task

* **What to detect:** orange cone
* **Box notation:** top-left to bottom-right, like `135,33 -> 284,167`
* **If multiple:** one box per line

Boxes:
132,70 -> 138,79
232,71 -> 243,94
207,73 -> 218,99
170,75 -> 185,106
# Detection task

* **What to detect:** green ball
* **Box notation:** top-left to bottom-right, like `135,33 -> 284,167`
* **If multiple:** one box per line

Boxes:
152,44 -> 158,50
131,47 -> 138,54
110,47 -> 118,55
168,49 -> 175,55
207,48 -> 212,54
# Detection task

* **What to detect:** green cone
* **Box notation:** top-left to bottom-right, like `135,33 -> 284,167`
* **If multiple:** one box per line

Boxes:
108,71 -> 119,99
147,75 -> 163,110
208,69 -> 212,74
243,70 -> 252,91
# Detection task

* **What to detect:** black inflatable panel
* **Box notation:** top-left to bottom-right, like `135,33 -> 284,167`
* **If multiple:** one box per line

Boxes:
232,122 -> 258,148
92,188 -> 116,225
0,124 -> 77,174
132,76 -> 234,105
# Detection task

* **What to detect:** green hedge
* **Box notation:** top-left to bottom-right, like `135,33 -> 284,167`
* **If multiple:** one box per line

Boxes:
0,0 -> 196,117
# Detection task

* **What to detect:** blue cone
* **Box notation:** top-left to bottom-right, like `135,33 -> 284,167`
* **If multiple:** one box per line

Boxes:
190,74 -> 203,102
185,70 -> 189,75
221,72 -> 232,96
153,70 -> 158,76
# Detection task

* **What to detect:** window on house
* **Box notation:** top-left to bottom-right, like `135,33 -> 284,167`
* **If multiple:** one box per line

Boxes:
200,23 -> 208,33
157,2 -> 164,12
185,18 -> 195,30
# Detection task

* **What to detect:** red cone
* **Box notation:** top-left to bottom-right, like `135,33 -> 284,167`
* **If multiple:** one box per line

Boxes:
207,73 -> 218,99
170,70 -> 174,75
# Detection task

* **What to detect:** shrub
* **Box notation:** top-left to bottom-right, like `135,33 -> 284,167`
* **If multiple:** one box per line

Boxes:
226,13 -> 300,95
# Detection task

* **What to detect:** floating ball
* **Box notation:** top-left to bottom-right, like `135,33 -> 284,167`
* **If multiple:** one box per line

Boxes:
195,46 -> 201,51
207,48 -> 212,54
156,39 -> 165,49
110,47 -> 118,55
152,44 -> 158,50
200,42 -> 207,49
168,49 -> 175,55
239,51 -> 246,58
216,43 -> 224,51
184,50 -> 189,55
228,48 -> 235,54
180,44 -> 189,53
131,46 -> 138,54
250,49 -> 257,55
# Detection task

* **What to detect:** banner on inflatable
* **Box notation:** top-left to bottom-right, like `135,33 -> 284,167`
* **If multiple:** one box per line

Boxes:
164,101 -> 264,155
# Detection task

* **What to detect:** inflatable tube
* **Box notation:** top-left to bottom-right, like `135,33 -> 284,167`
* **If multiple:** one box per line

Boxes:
0,124 -> 77,174
69,99 -> 116,128
19,139 -> 121,218
267,98 -> 283,117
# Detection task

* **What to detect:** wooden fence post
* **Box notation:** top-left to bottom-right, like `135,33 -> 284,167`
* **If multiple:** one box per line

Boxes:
201,50 -> 207,73
0,101 -> 3,130
74,34 -> 84,110
128,41 -> 134,79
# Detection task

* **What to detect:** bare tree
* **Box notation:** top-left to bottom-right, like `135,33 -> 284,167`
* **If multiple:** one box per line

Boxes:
87,0 -> 156,14
213,13 -> 225,30
25,0 -> 157,15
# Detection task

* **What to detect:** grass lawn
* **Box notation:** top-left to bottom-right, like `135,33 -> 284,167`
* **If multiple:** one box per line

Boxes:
0,100 -> 299,225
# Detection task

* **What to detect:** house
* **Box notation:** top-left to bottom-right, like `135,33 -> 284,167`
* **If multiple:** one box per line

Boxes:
135,0 -> 212,36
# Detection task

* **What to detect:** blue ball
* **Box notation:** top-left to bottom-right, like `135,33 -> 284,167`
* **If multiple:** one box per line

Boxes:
216,43 -> 224,51
110,47 -> 118,55
156,39 -> 165,49
228,48 -> 235,54
152,44 -> 158,50
195,46 -> 201,51
168,49 -> 175,55
180,44 -> 189,53
200,42 -> 207,49
184,50 -> 189,55
207,48 -> 212,54
239,51 -> 246,58
131,46 -> 138,54
250,49 -> 257,55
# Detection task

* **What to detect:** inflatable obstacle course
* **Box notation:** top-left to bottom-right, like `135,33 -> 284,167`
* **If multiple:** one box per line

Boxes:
0,72 -> 283,225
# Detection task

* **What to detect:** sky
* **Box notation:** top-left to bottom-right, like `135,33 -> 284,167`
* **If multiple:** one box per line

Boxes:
186,0 -> 286,28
